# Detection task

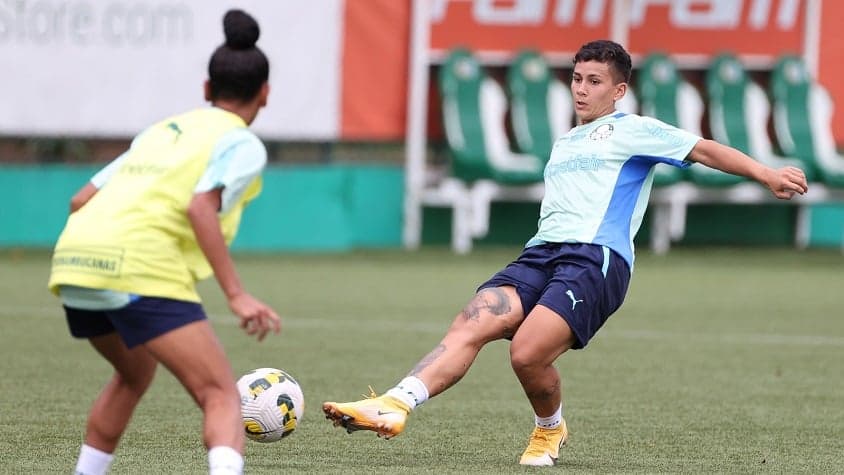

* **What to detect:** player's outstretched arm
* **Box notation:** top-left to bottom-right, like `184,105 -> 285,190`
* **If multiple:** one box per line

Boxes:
688,139 -> 808,199
188,188 -> 281,341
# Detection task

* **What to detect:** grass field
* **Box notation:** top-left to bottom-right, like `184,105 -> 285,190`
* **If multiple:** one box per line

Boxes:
1,247 -> 842,474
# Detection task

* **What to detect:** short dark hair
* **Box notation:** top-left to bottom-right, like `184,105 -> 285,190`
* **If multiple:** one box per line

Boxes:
207,10 -> 269,102
573,40 -> 632,84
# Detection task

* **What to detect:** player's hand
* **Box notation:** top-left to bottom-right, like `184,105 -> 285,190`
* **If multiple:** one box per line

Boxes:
228,292 -> 281,341
766,166 -> 808,199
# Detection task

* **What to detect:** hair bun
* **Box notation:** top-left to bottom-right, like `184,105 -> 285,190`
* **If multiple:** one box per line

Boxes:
223,9 -> 259,50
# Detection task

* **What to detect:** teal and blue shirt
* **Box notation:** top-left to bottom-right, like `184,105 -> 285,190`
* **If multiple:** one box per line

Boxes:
528,111 -> 700,269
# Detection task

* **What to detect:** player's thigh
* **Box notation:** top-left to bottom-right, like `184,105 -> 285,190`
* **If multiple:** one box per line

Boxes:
446,286 -> 526,341
510,304 -> 576,368
143,320 -> 237,402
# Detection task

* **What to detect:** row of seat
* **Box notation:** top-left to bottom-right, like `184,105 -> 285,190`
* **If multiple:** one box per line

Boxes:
440,48 -> 844,188
427,49 -> 844,253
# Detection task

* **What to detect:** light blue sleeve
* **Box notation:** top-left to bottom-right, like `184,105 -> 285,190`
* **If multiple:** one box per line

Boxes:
634,116 -> 701,167
195,128 -> 267,212
90,128 -> 153,188
90,150 -> 130,188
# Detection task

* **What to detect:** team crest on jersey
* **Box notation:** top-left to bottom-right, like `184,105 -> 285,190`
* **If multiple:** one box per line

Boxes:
589,124 -> 614,140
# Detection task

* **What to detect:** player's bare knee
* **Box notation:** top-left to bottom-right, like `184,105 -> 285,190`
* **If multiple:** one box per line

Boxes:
112,367 -> 156,397
509,345 -> 548,375
445,315 -> 513,345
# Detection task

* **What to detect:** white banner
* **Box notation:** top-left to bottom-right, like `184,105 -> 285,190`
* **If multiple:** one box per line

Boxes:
0,0 -> 343,139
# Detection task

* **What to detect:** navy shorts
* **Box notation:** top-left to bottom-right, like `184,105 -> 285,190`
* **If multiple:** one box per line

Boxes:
64,297 -> 207,348
478,242 -> 630,349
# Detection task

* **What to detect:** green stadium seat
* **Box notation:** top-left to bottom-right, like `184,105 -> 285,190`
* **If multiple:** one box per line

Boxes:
695,54 -> 758,186
439,48 -> 544,184
506,49 -> 572,162
704,53 -> 806,176
636,53 -> 694,187
770,55 -> 844,187
423,48 -> 546,254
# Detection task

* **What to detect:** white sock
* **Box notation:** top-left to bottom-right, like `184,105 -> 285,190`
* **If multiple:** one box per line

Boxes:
386,376 -> 429,410
74,444 -> 114,475
208,446 -> 243,475
535,404 -> 563,429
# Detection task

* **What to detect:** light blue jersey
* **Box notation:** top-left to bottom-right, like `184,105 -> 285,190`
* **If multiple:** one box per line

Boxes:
527,112 -> 700,269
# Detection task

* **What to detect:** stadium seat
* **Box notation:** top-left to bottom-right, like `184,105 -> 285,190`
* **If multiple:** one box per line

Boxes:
705,53 -> 806,175
635,53 -> 692,187
507,49 -> 572,162
770,55 -> 844,187
425,48 -> 545,253
693,54 -> 755,186
439,48 -> 544,184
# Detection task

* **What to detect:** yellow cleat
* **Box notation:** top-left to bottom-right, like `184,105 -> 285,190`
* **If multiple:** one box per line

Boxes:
518,419 -> 569,466
323,390 -> 411,440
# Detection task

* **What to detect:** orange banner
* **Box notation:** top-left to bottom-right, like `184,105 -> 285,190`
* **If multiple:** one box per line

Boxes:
430,0 -> 611,58
341,0 -> 411,140
628,0 -> 805,58
431,0 -> 805,60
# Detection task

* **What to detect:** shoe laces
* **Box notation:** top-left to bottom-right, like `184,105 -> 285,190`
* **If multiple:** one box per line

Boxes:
361,385 -> 378,399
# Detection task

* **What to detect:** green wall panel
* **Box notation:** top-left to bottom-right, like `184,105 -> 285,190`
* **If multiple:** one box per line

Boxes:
809,203 -> 844,247
1,164 -> 404,251
0,165 -> 841,250
0,165 -> 97,247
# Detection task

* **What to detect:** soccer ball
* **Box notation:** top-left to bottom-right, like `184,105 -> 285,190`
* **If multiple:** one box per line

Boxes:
236,367 -> 304,442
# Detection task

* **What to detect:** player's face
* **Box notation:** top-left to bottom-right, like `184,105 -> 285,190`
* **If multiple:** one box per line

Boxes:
571,60 -> 627,124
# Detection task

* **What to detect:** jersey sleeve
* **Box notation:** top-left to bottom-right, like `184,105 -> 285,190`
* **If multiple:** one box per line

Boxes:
90,150 -> 130,189
634,116 -> 701,167
195,128 -> 267,212
90,128 -> 154,188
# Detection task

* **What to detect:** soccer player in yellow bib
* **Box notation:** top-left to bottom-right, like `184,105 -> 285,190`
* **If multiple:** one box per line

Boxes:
47,10 -> 279,475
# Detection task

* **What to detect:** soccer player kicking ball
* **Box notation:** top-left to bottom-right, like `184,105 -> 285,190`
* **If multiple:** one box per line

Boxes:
323,40 -> 808,466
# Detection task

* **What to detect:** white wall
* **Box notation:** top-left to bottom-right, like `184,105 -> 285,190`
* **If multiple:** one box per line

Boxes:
0,0 -> 343,139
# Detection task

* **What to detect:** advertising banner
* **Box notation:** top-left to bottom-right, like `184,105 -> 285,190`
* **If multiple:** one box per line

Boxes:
628,0 -> 804,64
430,0 -> 613,61
0,1 -> 343,139
430,0 -> 805,64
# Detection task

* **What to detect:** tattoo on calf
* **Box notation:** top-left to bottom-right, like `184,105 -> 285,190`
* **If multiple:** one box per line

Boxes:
526,383 -> 558,402
409,344 -> 446,376
461,288 -> 512,321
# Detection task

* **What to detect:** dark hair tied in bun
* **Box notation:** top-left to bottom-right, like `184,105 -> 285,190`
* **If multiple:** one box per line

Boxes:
223,9 -> 260,50
208,9 -> 269,101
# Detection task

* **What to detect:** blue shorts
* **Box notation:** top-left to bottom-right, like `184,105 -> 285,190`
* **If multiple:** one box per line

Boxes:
64,297 -> 207,348
478,242 -> 630,349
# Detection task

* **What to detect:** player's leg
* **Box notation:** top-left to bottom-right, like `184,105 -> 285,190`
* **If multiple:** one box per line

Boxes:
63,303 -> 158,475
510,305 -> 573,466
323,285 -> 528,438
510,304 -> 574,424
142,320 -> 243,451
111,297 -> 245,474
84,333 -> 158,453
414,285 -> 526,396
512,243 -> 631,466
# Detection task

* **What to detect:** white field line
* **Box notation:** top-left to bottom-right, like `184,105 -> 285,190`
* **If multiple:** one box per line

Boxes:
11,305 -> 844,348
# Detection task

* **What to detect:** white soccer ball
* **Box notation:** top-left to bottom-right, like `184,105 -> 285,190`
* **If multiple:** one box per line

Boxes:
236,367 -> 304,442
